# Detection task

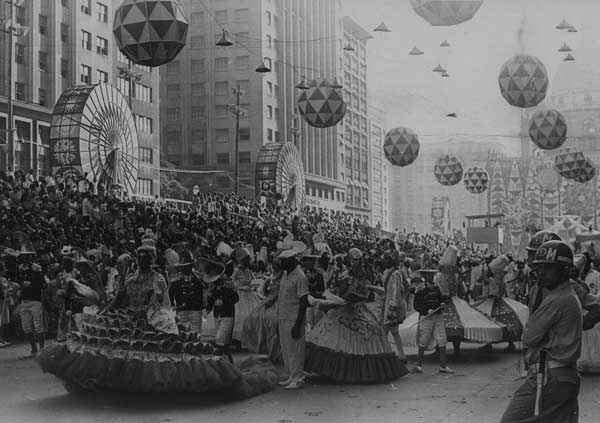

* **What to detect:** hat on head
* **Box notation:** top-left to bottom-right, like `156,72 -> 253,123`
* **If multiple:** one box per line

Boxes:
489,254 -> 510,273
137,233 -> 157,254
347,248 -> 362,260
278,249 -> 298,259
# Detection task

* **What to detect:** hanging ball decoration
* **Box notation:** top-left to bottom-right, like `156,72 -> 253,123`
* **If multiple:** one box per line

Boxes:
554,150 -> 586,180
297,79 -> 347,128
383,127 -> 420,167
498,55 -> 549,108
410,0 -> 484,26
574,158 -> 595,183
463,167 -> 489,194
434,155 -> 463,186
528,109 -> 568,150
113,0 -> 189,67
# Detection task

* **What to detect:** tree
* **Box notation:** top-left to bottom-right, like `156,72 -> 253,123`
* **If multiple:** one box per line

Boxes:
160,160 -> 188,200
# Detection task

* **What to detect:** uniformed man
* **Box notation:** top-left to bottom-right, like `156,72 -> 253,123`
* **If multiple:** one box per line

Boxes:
501,240 -> 582,422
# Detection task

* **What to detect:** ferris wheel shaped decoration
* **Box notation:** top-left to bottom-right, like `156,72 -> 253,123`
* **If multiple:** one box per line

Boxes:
49,84 -> 139,194
255,142 -> 305,209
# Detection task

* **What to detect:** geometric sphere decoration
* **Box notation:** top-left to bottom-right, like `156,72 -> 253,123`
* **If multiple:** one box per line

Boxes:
383,127 -> 420,167
409,0 -> 484,26
433,155 -> 463,186
537,167 -> 561,191
554,150 -> 587,180
574,158 -> 595,183
113,0 -> 189,67
49,84 -> 139,195
297,79 -> 347,128
463,167 -> 489,194
529,109 -> 568,150
498,54 -> 549,108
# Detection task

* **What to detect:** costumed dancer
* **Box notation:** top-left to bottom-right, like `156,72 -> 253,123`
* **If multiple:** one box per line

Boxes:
368,250 -> 410,363
398,246 -> 504,355
17,259 -> 46,359
304,248 -> 408,384
242,257 -> 284,364
37,234 -> 279,398
500,241 -> 582,422
206,270 -> 239,363
475,254 -> 529,353
231,247 -> 260,343
575,254 -> 600,374
55,248 -> 82,342
169,263 -> 206,334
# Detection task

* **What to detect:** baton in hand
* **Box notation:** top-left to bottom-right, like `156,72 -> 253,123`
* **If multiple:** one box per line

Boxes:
534,350 -> 546,417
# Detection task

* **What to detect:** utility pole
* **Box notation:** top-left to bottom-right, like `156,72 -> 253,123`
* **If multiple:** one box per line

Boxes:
2,0 -> 16,173
229,85 -> 246,195
118,62 -> 142,109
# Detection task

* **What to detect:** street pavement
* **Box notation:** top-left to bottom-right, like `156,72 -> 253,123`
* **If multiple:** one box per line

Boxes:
1,342 -> 599,423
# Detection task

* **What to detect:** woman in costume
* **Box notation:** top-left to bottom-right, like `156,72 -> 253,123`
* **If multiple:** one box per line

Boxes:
241,258 -> 284,364
304,248 -> 408,384
576,254 -> 600,373
36,234 -> 278,398
231,247 -> 260,342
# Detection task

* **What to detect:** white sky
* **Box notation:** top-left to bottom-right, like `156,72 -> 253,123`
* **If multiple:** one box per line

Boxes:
343,0 -> 600,152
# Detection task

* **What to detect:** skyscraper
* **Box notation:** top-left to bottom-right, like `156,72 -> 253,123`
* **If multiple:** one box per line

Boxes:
0,0 -> 161,194
368,103 -> 390,230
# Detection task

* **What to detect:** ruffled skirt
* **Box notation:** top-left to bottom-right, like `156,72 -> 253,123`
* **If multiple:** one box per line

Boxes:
233,290 -> 260,341
474,297 -> 529,342
578,323 -> 600,374
305,302 -> 408,384
241,298 -> 282,364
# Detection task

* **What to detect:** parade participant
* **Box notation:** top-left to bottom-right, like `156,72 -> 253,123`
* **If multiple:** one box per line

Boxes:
231,247 -> 260,343
500,240 -> 582,423
412,270 -> 452,374
242,258 -> 284,364
206,273 -> 239,363
17,260 -> 46,359
304,248 -> 408,384
54,248 -> 83,340
276,248 -> 309,390
169,263 -> 206,333
368,250 -> 410,363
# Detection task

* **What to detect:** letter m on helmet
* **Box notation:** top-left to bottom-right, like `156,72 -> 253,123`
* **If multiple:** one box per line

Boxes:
545,248 -> 557,261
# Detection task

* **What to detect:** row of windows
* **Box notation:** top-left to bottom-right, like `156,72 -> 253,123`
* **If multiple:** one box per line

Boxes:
80,0 -> 108,23
136,178 -> 153,196
81,31 -> 108,56
215,152 -> 252,165
135,115 -> 153,134
116,51 -> 152,73
139,147 -> 153,164
165,127 -> 250,145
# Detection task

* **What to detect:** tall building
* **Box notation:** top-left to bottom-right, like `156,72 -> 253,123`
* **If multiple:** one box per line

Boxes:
0,0 -> 161,195
368,103 -> 390,230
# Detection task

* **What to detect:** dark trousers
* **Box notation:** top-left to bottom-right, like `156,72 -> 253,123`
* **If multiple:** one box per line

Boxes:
500,368 -> 580,423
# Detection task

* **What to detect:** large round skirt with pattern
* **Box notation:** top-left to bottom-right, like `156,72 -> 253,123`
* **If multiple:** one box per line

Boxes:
398,297 -> 505,350
36,309 -> 279,398
578,323 -> 600,374
241,298 -> 282,365
304,302 -> 408,384
474,297 -> 529,342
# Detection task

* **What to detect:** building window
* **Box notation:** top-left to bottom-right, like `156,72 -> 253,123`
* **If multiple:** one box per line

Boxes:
82,30 -> 91,50
167,107 -> 179,121
62,0 -> 69,7
238,152 -> 251,163
234,8 -> 249,21
61,59 -> 69,78
274,107 -> 279,122
135,115 -> 153,133
191,154 -> 205,166
266,11 -> 272,25
134,83 -> 152,102
61,23 -> 69,42
191,12 -> 204,24
235,56 -> 249,70
15,5 -> 25,25
38,89 -> 47,106
136,178 -> 153,196
267,128 -> 273,141
191,35 -> 205,47
139,147 -> 153,163
267,105 -> 273,119
215,81 -> 229,96
166,61 -> 179,75
266,34 -> 272,48
239,127 -> 250,141
191,106 -> 205,120
117,76 -> 130,96
266,81 -> 273,95
80,64 -> 91,83
215,105 -> 229,118
81,0 -> 91,15
215,10 -> 227,23
39,51 -> 48,71
15,82 -> 25,101
96,36 -> 108,55
191,59 -> 205,74
15,44 -> 25,64
216,152 -> 229,165
39,14 -> 48,35
235,80 -> 250,92
215,57 -> 229,72
191,83 -> 206,96
97,2 -> 108,22
191,127 -> 206,144
274,131 -> 281,142
97,69 -> 108,83
216,129 -> 229,143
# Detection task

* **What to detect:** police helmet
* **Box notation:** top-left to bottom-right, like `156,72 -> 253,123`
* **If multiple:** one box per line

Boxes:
532,240 -> 574,268
526,230 -> 561,252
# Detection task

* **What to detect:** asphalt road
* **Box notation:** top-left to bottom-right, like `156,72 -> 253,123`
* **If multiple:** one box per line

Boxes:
1,342 -> 599,423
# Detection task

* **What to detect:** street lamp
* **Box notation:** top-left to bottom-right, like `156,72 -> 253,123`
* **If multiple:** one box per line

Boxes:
117,64 -> 142,107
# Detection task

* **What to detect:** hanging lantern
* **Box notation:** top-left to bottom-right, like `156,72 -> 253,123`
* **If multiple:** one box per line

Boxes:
554,150 -> 586,180
556,19 -> 571,30
383,127 -> 420,167
558,43 -> 572,52
574,159 -> 595,183
113,0 -> 189,67
434,155 -> 463,186
498,55 -> 549,108
297,79 -> 346,128
463,167 -> 489,194
440,40 -> 451,47
409,46 -> 424,55
564,53 -> 575,62
410,0 -> 484,26
528,109 -> 567,150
